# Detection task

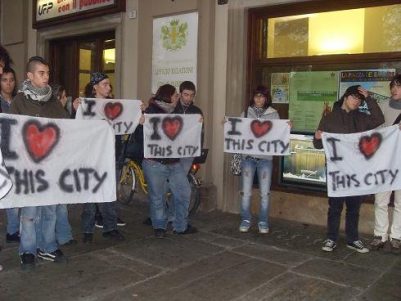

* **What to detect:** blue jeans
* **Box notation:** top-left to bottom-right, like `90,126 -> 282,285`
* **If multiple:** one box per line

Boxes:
56,204 -> 73,244
142,159 -> 191,232
20,205 -> 58,255
6,207 -> 19,235
327,196 -> 362,243
81,202 -> 117,233
240,158 -> 273,225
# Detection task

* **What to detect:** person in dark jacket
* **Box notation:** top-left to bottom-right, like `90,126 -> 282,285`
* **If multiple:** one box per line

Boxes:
314,85 -> 384,254
10,56 -> 69,269
142,84 -> 197,238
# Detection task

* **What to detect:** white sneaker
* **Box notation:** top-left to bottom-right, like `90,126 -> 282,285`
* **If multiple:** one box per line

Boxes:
347,240 -> 369,254
322,239 -> 337,252
239,220 -> 251,233
258,222 -> 269,234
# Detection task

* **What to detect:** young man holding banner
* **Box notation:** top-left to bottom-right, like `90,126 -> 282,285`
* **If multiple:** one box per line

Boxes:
314,85 -> 384,253
10,56 -> 69,269
370,75 -> 401,253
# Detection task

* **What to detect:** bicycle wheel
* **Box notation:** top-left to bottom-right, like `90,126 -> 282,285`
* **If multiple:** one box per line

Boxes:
118,163 -> 136,205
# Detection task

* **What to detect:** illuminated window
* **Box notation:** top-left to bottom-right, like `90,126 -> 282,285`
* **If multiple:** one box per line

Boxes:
265,4 -> 401,58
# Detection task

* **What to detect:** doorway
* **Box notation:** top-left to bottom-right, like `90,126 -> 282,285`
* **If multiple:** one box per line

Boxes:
49,31 -> 116,100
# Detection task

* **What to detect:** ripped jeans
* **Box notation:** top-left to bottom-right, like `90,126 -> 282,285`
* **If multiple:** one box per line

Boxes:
240,157 -> 273,225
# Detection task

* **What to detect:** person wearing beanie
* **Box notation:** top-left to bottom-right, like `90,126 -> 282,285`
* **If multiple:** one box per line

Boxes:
80,72 -> 126,243
314,85 -> 384,254
370,74 -> 401,253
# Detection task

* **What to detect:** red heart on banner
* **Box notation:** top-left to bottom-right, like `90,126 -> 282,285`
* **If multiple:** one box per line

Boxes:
23,120 -> 60,163
250,120 -> 273,138
104,102 -> 123,120
358,133 -> 382,159
162,116 -> 183,140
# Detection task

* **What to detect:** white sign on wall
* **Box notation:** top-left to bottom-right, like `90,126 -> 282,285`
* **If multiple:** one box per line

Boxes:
36,0 -> 115,22
152,12 -> 198,93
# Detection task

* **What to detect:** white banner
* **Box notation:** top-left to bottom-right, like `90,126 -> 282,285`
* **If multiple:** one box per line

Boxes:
224,117 -> 291,156
0,154 -> 13,200
323,125 -> 401,197
143,114 -> 202,158
75,98 -> 142,135
0,114 -> 116,208
152,12 -> 198,93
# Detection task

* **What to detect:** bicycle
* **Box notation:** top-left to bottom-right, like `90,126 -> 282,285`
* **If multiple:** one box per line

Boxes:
117,151 -> 207,217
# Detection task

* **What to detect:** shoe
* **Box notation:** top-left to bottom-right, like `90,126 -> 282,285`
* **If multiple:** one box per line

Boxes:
117,217 -> 127,227
258,222 -> 269,234
173,225 -> 198,235
154,228 -> 166,238
60,239 -> 78,246
143,217 -> 152,226
322,239 -> 337,252
390,238 -> 401,254
239,220 -> 251,233
347,240 -> 369,254
37,249 -> 67,263
0,264 -> 3,272
95,216 -> 104,229
102,229 -> 125,241
6,232 -> 20,243
82,233 -> 93,243
20,253 -> 35,270
369,236 -> 386,251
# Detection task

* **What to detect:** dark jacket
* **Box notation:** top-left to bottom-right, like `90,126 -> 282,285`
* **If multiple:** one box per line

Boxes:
313,96 -> 384,149
10,92 -> 69,119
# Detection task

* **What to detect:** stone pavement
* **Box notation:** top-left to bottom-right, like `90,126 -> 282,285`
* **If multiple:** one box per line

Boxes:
0,200 -> 400,301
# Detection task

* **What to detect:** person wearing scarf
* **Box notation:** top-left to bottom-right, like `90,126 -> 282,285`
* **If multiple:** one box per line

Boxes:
142,84 -> 197,238
10,56 -> 69,270
238,85 -> 280,235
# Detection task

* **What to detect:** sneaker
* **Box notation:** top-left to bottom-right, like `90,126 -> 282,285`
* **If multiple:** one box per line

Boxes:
239,220 -> 251,233
102,229 -> 125,241
369,236 -> 386,251
173,225 -> 198,235
60,239 -> 78,246
37,249 -> 67,263
322,239 -> 337,252
258,222 -> 269,234
6,232 -> 20,243
82,233 -> 93,244
154,228 -> 166,238
390,238 -> 401,254
347,240 -> 369,254
117,217 -> 127,227
95,216 -> 104,229
20,253 -> 35,270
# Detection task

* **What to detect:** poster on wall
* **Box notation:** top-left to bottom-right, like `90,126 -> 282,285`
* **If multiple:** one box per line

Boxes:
288,71 -> 338,132
271,73 -> 290,103
339,69 -> 396,105
152,12 -> 198,93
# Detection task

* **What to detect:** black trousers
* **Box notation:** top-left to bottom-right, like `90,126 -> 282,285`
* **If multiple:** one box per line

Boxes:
326,196 -> 362,243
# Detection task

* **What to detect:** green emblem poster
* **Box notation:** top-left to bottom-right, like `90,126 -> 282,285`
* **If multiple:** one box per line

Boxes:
289,71 -> 338,132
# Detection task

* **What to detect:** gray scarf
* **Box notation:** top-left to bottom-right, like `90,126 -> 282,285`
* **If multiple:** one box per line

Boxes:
252,106 -> 266,118
20,80 -> 52,103
389,98 -> 401,110
155,100 -> 176,113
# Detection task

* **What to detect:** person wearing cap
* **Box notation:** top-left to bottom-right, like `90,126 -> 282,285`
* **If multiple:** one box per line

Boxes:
369,74 -> 401,253
314,85 -> 384,254
79,72 -> 125,243
237,85 -> 281,235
